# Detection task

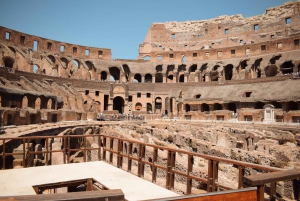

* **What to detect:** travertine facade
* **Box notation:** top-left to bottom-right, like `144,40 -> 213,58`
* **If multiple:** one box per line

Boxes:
0,1 -> 300,125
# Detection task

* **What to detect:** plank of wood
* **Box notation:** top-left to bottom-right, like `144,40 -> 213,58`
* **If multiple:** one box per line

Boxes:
243,169 -> 300,186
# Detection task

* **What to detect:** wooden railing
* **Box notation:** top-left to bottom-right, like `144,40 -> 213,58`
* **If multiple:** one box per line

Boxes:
0,134 -> 297,201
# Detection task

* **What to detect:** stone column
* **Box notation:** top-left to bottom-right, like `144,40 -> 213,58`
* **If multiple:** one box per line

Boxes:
173,72 -> 177,83
163,73 -> 167,83
152,74 -> 156,83
205,73 -> 211,82
184,72 -> 189,83
141,74 -> 145,83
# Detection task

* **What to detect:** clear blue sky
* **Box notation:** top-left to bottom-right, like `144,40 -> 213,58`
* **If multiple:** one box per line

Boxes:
0,0 -> 289,60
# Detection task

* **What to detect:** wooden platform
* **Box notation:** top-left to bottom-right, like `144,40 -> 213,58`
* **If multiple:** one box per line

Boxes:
0,161 -> 179,201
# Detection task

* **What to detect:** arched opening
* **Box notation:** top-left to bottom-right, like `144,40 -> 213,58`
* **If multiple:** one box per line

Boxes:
164,97 -> 169,115
213,103 -> 222,110
33,64 -> 39,73
155,97 -> 162,113
35,97 -> 41,109
144,56 -> 150,61
3,57 -> 14,68
22,96 -> 28,108
8,47 -> 16,54
270,101 -> 282,109
145,74 -> 152,83
134,74 -> 141,82
167,75 -> 173,82
113,96 -> 124,113
280,61 -> 294,75
201,104 -> 209,112
287,101 -> 298,111
85,61 -> 94,71
47,55 -> 56,64
179,74 -> 185,82
72,59 -> 79,69
156,65 -> 163,72
109,67 -> 120,81
135,102 -> 142,111
265,65 -> 278,77
270,55 -> 281,64
241,60 -> 247,70
186,104 -> 190,112
147,103 -> 152,113
122,64 -> 130,82
228,103 -> 236,113
254,102 -> 264,109
181,55 -> 186,62
211,71 -> 219,81
224,64 -> 233,80
155,73 -> 163,83
189,64 -> 197,72
101,71 -> 107,81
60,57 -> 68,69
178,64 -> 186,72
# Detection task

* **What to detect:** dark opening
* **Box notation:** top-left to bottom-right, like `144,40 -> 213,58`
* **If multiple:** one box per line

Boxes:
30,114 -> 37,124
145,74 -> 152,83
101,71 -> 107,81
51,114 -> 57,122
265,65 -> 278,77
280,61 -> 294,74
254,102 -> 264,109
134,74 -> 141,82
3,57 -> 14,68
20,36 -> 25,44
195,94 -> 201,99
245,92 -> 252,97
201,104 -> 209,112
155,97 -> 162,110
228,103 -> 236,113
190,64 -> 197,72
7,114 -> 14,125
109,67 -> 120,81
95,91 -> 99,96
104,95 -> 109,110
122,65 -> 130,81
224,64 -> 233,80
128,96 -> 132,102
146,93 -> 151,98
179,74 -> 185,82
155,73 -> 163,83
287,101 -> 298,111
113,96 -> 124,113
213,103 -> 222,110
186,104 -> 190,112
156,65 -> 163,72
85,90 -> 89,95
270,101 -> 282,109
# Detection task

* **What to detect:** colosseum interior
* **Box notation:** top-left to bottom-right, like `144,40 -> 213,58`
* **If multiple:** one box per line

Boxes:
0,1 -> 300,201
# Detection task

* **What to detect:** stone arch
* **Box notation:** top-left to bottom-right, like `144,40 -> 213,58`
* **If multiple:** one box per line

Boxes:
144,55 -> 150,61
201,103 -> 209,112
47,55 -> 56,64
145,74 -> 152,83
155,97 -> 162,113
109,67 -> 120,81
60,57 -> 69,69
22,96 -> 28,108
280,61 -> 294,74
3,57 -> 14,68
100,71 -> 107,81
213,103 -> 222,110
122,64 -> 130,82
33,64 -> 40,73
72,59 -> 80,69
135,102 -> 142,111
8,46 -> 16,54
264,65 -> 278,77
178,64 -> 186,72
189,64 -> 197,73
134,74 -> 141,82
155,73 -> 163,83
156,65 -> 163,72
224,64 -> 233,80
179,74 -> 184,82
113,96 -> 124,113
147,103 -> 152,113
35,97 -> 41,109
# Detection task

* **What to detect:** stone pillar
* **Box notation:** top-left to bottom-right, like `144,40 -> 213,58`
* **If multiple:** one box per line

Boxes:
205,73 -> 211,82
141,74 -> 145,83
173,72 -> 177,83
152,74 -> 156,83
184,72 -> 189,83
163,73 -> 167,83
